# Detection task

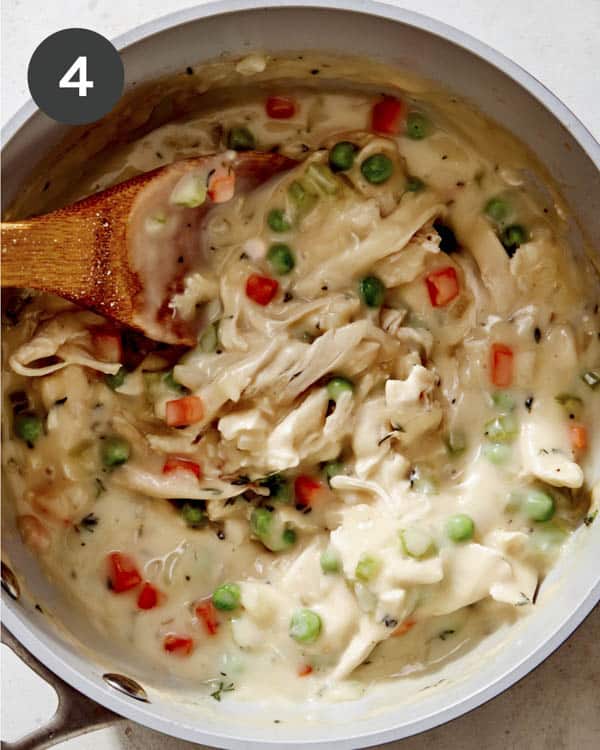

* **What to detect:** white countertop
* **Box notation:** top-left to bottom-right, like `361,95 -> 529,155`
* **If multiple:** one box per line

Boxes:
1,1 -> 599,749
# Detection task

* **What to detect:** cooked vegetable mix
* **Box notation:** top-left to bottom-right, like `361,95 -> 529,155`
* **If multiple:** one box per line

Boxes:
2,62 -> 598,704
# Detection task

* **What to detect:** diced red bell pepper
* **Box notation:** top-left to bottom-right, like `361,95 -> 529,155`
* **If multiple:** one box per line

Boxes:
294,475 -> 323,509
108,552 -> 142,593
137,582 -> 160,610
165,396 -> 204,427
163,634 -> 194,655
491,343 -> 514,388
569,424 -> 588,452
371,96 -> 406,135
245,274 -> 279,306
91,329 -> 122,363
298,664 -> 313,677
196,600 -> 219,635
163,457 -> 202,479
266,96 -> 296,119
208,168 -> 235,203
425,266 -> 460,307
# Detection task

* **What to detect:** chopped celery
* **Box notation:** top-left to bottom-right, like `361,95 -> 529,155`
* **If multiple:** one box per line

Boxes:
170,173 -> 207,208
400,527 -> 435,558
484,413 -> 519,444
199,323 -> 219,353
303,163 -> 340,195
491,391 -> 516,412
355,554 -> 381,582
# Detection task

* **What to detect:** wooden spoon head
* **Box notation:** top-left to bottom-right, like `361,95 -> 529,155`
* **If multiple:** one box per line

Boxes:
124,151 -> 296,345
2,151 -> 295,346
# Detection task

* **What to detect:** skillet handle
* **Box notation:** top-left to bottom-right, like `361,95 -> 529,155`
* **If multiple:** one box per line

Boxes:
1,624 -> 121,750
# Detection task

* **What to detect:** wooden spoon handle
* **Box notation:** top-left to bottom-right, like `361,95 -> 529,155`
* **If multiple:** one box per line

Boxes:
2,215 -> 95,294
1,212 -> 135,319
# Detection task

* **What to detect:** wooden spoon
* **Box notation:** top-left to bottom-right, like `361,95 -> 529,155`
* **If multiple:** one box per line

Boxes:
1,151 -> 295,345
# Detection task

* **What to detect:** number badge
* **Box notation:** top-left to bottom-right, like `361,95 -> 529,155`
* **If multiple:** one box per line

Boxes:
28,28 -> 124,125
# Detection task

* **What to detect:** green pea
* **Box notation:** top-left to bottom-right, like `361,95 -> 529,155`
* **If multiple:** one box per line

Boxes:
405,176 -> 425,192
492,391 -> 516,412
250,507 -> 273,538
105,366 -> 127,391
483,443 -> 512,465
250,507 -> 296,552
524,489 -> 555,522
327,377 -> 354,401
259,473 -> 292,503
360,153 -> 393,184
329,141 -> 356,172
14,413 -> 43,445
164,369 -> 185,393
355,554 -> 381,582
323,461 -> 343,485
181,503 -> 206,528
485,413 -> 519,444
199,323 -> 218,353
213,582 -> 241,611
406,111 -> 431,140
320,547 -> 341,574
359,275 -> 385,307
289,608 -> 322,643
581,370 -> 600,390
500,224 -> 527,256
101,436 -> 130,467
484,197 -> 509,223
227,127 -> 255,151
267,208 -> 291,233
446,514 -> 475,542
267,243 -> 295,275
445,430 -> 466,457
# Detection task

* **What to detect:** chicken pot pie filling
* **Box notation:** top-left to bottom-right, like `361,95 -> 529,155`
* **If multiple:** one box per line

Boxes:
3,78 -> 600,702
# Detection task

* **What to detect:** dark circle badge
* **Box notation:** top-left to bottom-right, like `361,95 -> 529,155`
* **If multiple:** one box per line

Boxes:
28,28 -> 124,125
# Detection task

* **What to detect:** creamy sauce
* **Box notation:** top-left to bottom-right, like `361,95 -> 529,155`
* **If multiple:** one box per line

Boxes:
3,65 -> 600,705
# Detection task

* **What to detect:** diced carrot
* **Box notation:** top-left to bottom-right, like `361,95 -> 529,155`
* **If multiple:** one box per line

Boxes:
425,266 -> 459,307
266,96 -> 296,119
108,552 -> 142,593
165,396 -> 204,427
91,329 -> 122,363
163,456 -> 202,479
294,475 -> 324,509
245,274 -> 279,305
491,343 -> 514,388
570,424 -> 588,452
137,582 -> 160,610
298,664 -> 313,677
371,96 -> 406,135
163,634 -> 194,655
208,168 -> 235,203
196,600 -> 219,635
391,618 -> 416,637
